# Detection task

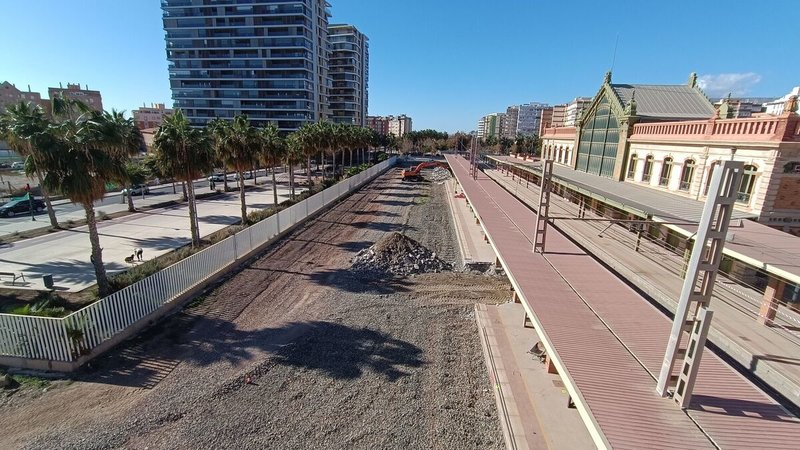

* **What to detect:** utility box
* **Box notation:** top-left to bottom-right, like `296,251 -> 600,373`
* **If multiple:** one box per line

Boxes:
42,274 -> 54,289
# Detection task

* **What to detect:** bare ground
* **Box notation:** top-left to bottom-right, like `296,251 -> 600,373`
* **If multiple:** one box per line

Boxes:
0,170 -> 509,449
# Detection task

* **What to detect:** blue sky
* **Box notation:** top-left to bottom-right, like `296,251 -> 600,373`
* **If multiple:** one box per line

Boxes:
1,0 -> 797,132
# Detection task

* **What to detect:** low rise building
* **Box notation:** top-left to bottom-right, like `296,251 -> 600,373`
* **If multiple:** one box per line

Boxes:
0,82 -> 44,112
47,82 -> 103,112
366,115 -> 389,135
132,103 -> 174,129
765,87 -> 800,115
541,71 -> 800,232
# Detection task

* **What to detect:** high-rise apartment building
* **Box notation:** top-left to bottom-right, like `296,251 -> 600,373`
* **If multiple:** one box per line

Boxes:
503,106 -> 519,139
564,97 -> 592,126
47,83 -> 103,112
387,114 -> 412,137
366,115 -> 388,135
328,24 -> 368,126
366,114 -> 412,136
161,0 -> 331,130
516,102 -> 550,136
551,104 -> 567,128
133,103 -> 175,130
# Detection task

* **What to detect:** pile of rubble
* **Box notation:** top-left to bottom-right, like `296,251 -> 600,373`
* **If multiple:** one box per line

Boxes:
428,167 -> 452,183
352,232 -> 452,276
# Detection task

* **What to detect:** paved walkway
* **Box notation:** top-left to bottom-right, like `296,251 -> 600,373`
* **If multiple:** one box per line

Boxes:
446,154 -> 800,449
0,183 -> 302,292
485,164 -> 800,408
443,178 -> 496,265
476,302 -> 594,449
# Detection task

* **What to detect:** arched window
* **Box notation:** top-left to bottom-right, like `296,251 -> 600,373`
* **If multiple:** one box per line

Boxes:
703,161 -> 720,196
679,159 -> 695,191
659,157 -> 674,187
737,165 -> 758,205
575,95 -> 620,178
627,153 -> 637,179
642,155 -> 654,182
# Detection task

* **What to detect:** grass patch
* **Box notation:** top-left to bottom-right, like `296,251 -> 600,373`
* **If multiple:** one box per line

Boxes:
186,295 -> 207,309
1,291 -> 80,318
12,374 -> 51,389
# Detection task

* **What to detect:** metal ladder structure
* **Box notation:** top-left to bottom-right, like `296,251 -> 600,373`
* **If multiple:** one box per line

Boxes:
533,159 -> 553,253
656,160 -> 744,408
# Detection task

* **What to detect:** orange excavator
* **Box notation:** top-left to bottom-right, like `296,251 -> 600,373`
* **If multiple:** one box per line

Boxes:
401,161 -> 450,181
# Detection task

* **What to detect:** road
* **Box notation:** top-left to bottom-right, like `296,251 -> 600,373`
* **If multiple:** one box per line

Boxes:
0,168 -> 281,237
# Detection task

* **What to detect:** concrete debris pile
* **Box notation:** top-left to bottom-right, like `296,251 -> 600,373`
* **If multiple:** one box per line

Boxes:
428,167 -> 452,183
352,232 -> 452,276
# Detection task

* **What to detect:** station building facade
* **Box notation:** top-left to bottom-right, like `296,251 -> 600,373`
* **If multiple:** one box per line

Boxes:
541,72 -> 800,233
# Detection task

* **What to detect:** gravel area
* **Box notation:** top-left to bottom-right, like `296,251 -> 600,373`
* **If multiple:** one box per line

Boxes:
0,168 -> 508,450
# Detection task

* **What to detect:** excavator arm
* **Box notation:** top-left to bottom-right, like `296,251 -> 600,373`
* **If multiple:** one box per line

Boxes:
401,161 -> 450,181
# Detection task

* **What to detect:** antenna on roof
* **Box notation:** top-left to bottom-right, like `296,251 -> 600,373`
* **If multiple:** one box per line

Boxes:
610,34 -> 619,72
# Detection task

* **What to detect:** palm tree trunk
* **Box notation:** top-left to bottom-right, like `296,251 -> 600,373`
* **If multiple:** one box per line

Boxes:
34,169 -> 58,227
307,155 -> 313,188
271,168 -> 278,207
181,181 -> 188,202
223,176 -> 229,192
238,171 -> 247,225
185,175 -> 200,247
172,181 -> 176,194
349,149 -> 353,168
126,186 -> 136,212
289,164 -> 295,200
331,150 -> 337,183
317,152 -> 322,172
84,202 -> 110,297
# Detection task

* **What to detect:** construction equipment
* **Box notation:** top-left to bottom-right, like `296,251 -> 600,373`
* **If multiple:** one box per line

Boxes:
401,161 -> 450,181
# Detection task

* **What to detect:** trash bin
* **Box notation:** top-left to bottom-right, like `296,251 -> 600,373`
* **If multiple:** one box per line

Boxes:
42,274 -> 54,289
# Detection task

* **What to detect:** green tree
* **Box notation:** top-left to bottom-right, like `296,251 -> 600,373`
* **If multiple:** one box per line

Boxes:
0,102 -> 59,227
208,118 -> 232,192
285,132 -> 304,200
219,114 -> 259,224
259,122 -> 287,207
123,161 -> 149,212
33,109 -> 132,297
153,110 -> 214,247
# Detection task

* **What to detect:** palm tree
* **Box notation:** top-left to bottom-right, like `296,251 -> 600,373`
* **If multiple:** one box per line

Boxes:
0,102 -> 59,227
123,161 -> 148,211
292,124 -> 317,189
260,123 -> 286,207
285,133 -> 304,200
32,109 -> 131,297
208,117 -> 232,192
103,110 -> 145,212
153,110 -> 214,247
219,114 -> 259,224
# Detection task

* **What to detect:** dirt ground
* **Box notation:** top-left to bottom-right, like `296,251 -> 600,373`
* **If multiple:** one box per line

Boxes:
0,169 -> 510,449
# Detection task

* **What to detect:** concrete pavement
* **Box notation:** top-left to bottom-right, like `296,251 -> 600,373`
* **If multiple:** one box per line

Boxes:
0,180 -> 304,292
0,168 -> 284,238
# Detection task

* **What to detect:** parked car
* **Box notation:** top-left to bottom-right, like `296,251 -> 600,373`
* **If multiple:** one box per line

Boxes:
0,198 -> 45,217
233,171 -> 253,181
0,162 -> 10,169
208,173 -> 234,182
122,184 -> 150,196
10,161 -> 24,170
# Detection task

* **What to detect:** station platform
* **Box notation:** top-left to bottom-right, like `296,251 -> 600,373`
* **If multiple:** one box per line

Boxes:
446,154 -> 799,449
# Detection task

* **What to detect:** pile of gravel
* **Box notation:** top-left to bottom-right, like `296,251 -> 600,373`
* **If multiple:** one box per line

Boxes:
428,166 -> 452,183
352,232 -> 452,276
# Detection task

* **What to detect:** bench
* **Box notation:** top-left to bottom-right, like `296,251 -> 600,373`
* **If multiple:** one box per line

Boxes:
0,271 -> 25,286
